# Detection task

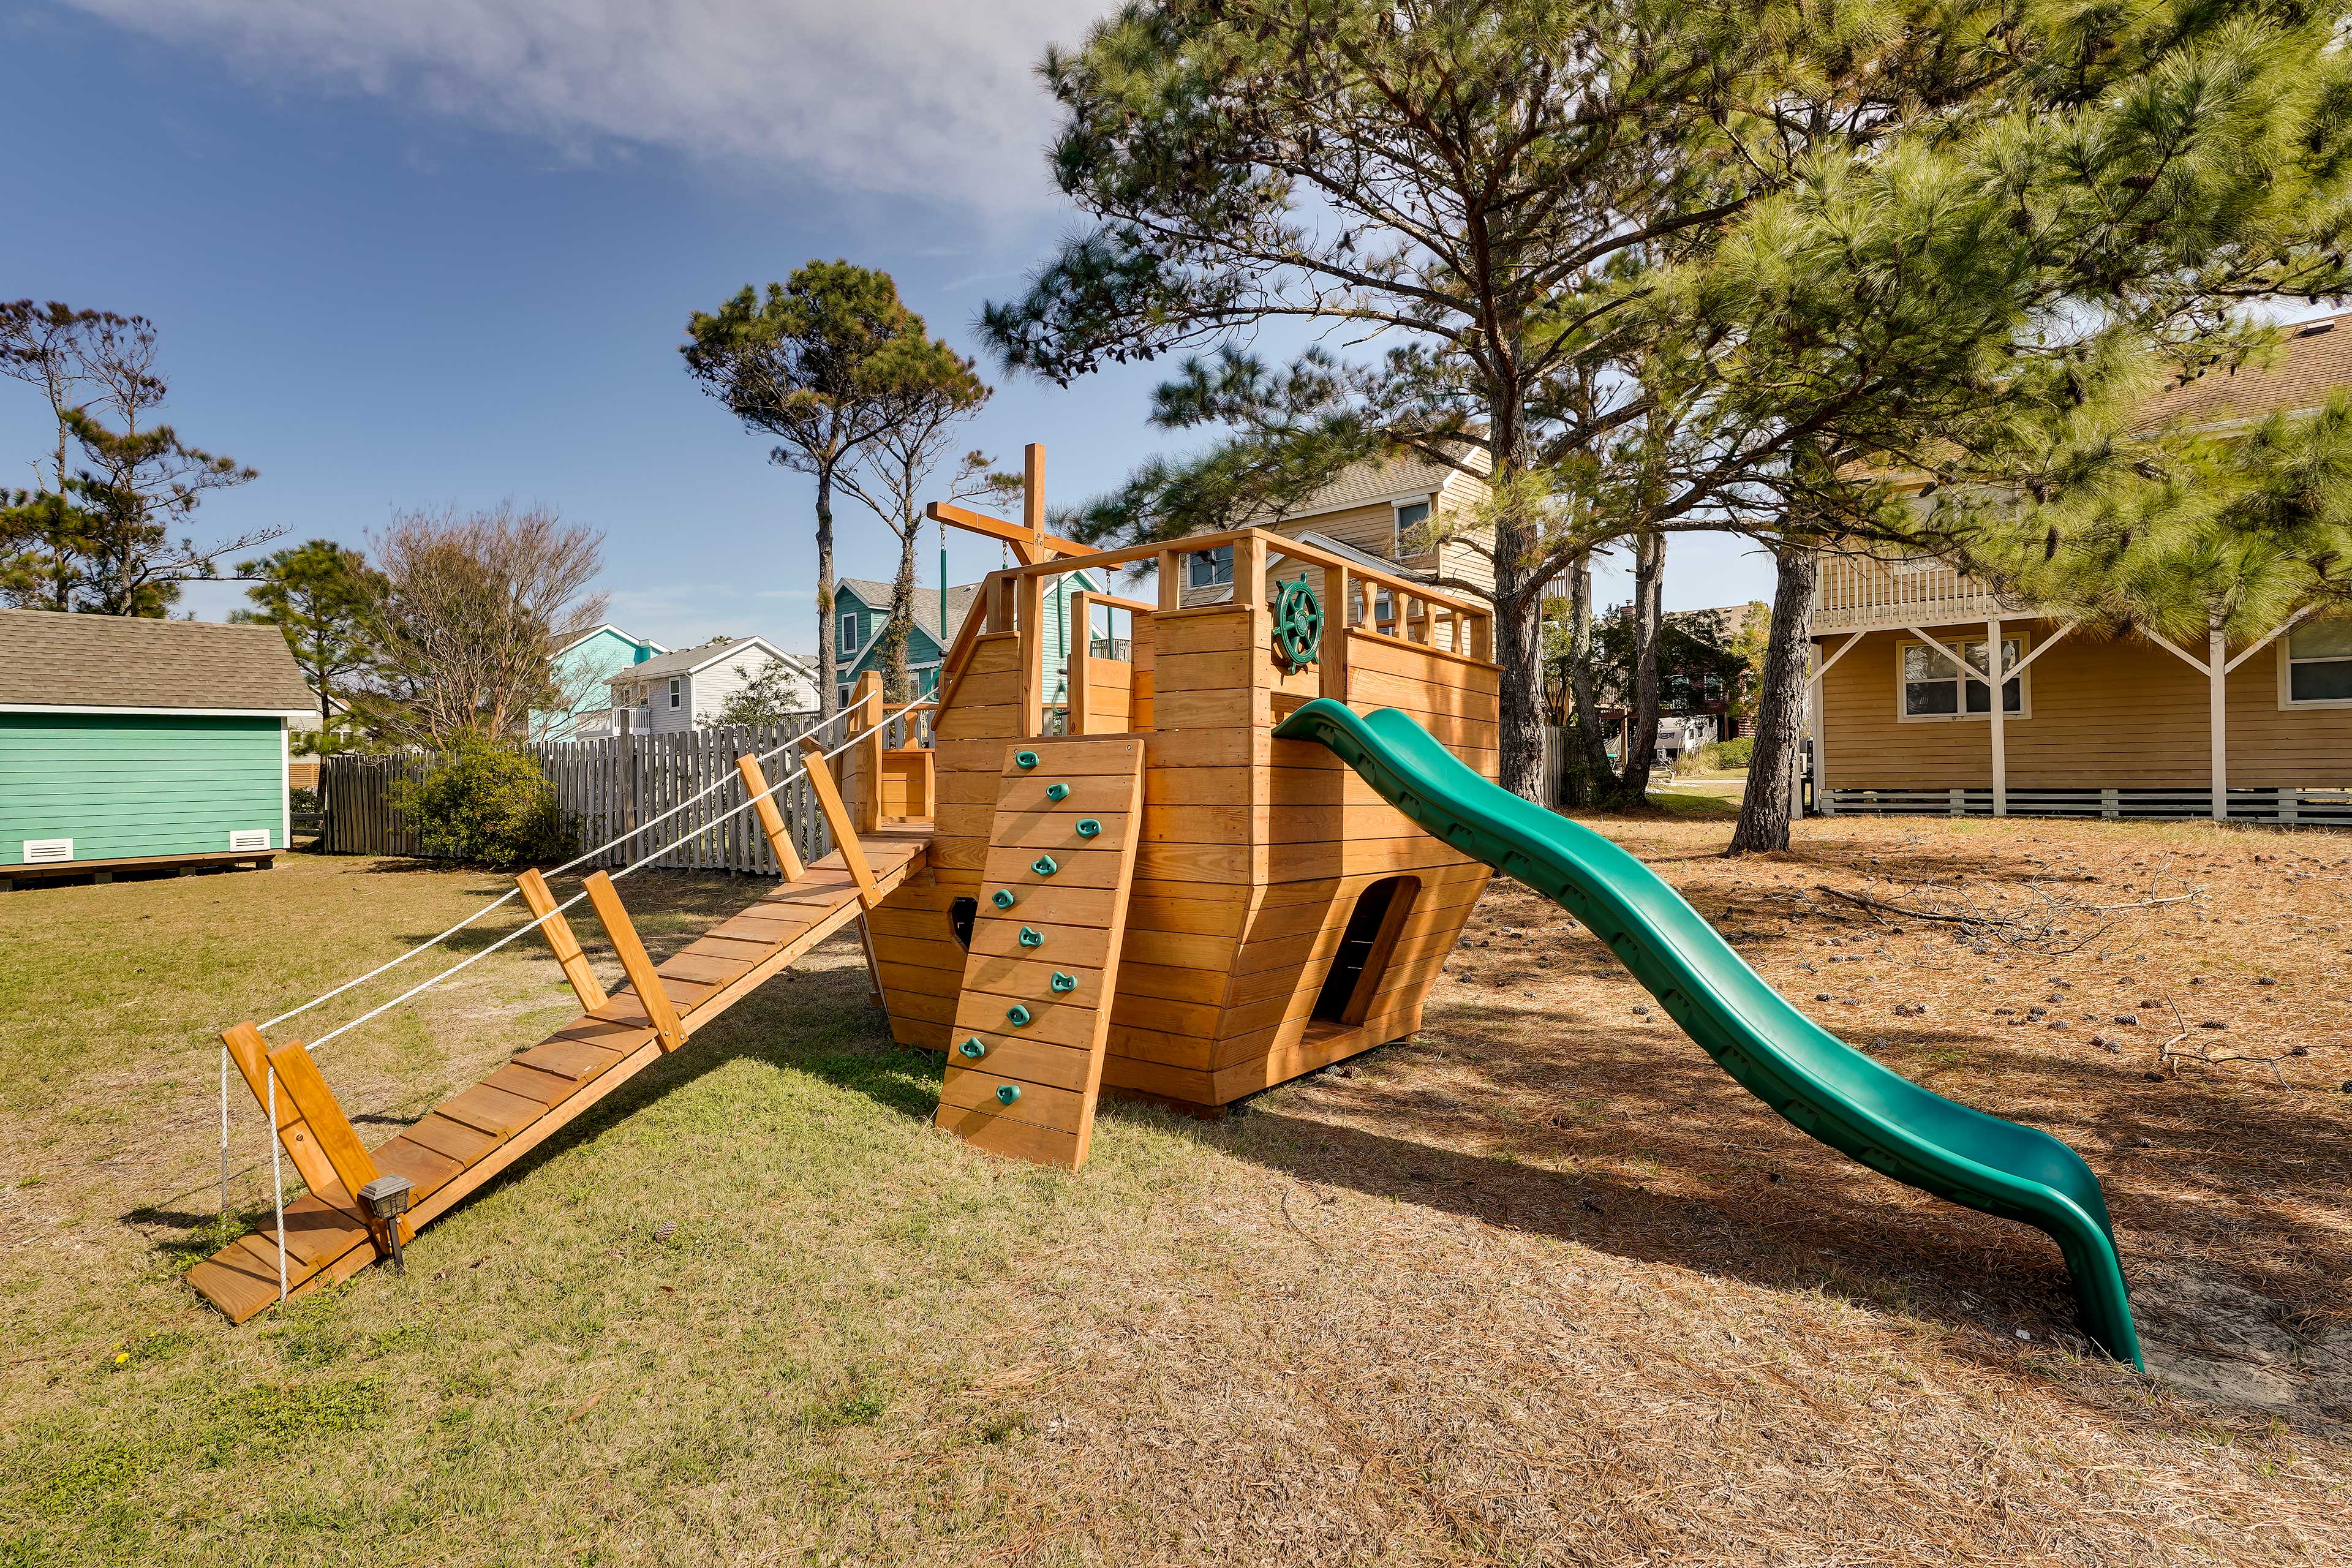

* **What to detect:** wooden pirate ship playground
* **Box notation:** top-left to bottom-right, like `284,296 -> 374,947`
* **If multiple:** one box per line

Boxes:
187,445 -> 2147,1370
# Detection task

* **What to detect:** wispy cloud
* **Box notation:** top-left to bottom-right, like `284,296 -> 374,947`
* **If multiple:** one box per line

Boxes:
67,0 -> 1108,208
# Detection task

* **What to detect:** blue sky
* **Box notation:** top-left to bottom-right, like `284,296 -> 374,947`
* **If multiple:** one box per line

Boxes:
0,1 -> 1776,655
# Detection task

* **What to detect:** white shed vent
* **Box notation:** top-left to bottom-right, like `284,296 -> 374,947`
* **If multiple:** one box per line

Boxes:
228,830 -> 272,853
22,839 -> 73,864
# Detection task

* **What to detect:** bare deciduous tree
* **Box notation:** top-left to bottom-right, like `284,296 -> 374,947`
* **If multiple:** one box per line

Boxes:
358,503 -> 608,748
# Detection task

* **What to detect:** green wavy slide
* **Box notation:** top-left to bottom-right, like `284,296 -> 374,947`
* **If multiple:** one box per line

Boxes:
1274,699 -> 2143,1367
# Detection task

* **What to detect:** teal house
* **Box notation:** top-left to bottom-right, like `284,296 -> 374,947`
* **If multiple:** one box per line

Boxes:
0,609 -> 317,886
541,623 -> 668,740
833,573 -> 1103,709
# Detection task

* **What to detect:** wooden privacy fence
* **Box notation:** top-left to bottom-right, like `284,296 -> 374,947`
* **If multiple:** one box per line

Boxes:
318,721 -> 835,872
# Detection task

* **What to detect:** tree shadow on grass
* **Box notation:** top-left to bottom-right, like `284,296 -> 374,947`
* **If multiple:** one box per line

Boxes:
1179,996 -> 2352,1421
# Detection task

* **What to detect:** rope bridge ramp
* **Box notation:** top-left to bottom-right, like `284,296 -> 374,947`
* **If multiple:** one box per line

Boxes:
192,700 -> 934,1322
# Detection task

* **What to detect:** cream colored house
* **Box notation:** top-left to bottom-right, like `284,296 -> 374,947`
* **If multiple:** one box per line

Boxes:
1180,451 -> 1495,639
1809,315 -> 2352,824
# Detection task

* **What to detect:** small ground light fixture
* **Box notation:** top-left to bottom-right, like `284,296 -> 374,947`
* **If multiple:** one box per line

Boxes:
358,1174 -> 415,1275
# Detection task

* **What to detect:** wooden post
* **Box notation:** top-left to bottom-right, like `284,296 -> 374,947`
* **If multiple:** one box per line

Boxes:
616,707 -> 638,846
1023,442 -> 1047,546
1239,532 -> 1268,594
263,1040 -> 382,1207
986,574 -> 1016,633
848,670 -> 883,835
582,872 -> 685,1051
1319,564 -> 1349,701
1016,572 -> 1047,737
1066,590 -> 1094,734
517,868 -> 608,1011
1159,548 -> 1183,613
796,735 -> 880,905
222,1022 -> 340,1202
2209,621 -> 2229,821
735,752 -> 805,881
1987,617 -> 2008,818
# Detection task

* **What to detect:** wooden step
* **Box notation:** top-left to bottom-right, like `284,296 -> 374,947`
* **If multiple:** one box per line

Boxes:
934,737 -> 1147,1170
189,836 -> 927,1322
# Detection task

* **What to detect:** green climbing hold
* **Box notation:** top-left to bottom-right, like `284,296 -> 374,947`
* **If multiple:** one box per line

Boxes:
959,1038 -> 987,1059
992,888 -> 1017,910
1050,971 -> 1077,994
1018,926 -> 1044,948
1014,750 -> 1039,769
995,1084 -> 1022,1106
1006,1004 -> 1032,1027
1031,854 -> 1058,876
1075,818 -> 1102,839
1046,782 -> 1069,801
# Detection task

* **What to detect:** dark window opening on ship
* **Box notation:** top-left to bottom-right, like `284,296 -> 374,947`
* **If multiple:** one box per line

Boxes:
1313,876 -> 1420,1025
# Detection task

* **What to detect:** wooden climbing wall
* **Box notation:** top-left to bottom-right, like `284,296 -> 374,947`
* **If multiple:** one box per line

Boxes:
933,735 -> 1146,1169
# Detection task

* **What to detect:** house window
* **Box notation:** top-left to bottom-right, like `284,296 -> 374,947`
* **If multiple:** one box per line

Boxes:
1392,499 -> 1431,556
2281,619 -> 2352,706
837,611 -> 859,654
668,677 -> 682,709
1898,636 -> 2024,720
1188,546 -> 1234,590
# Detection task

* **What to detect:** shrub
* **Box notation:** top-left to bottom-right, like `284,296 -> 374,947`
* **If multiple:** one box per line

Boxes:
1715,735 -> 1754,769
394,737 -> 575,868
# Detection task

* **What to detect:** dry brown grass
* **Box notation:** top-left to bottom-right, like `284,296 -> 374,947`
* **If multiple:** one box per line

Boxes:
1,819 -> 2347,1565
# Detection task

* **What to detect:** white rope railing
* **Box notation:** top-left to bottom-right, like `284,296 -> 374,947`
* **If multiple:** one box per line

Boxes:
220,696 -> 935,1294
260,705 -> 865,1031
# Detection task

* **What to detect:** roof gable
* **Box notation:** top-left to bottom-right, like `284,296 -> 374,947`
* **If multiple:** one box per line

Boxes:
557,623 -> 669,660
617,636 -> 809,685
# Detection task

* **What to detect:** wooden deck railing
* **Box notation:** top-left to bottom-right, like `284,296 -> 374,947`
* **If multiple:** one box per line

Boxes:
1812,551 -> 2037,633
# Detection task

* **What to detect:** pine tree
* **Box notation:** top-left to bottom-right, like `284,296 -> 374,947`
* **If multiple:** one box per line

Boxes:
232,539 -> 385,748
683,263 -> 931,718
982,0 -> 2352,831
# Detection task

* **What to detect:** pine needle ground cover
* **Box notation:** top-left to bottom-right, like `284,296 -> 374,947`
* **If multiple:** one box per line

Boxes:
0,828 -> 2345,1566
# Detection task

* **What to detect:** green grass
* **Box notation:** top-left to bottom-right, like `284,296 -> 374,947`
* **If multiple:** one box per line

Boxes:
1646,789 -> 1739,818
1,845 -> 2345,1565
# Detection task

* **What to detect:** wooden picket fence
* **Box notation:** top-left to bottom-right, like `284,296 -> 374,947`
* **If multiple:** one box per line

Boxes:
318,721 -> 834,873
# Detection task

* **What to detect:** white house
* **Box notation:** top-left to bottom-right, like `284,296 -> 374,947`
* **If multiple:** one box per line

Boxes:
592,637 -> 813,736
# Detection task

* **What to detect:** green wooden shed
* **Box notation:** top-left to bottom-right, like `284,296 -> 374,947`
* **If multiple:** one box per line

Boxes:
0,609 -> 316,889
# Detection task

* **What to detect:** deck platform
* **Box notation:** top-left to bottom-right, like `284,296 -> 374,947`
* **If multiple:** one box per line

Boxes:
2,848 -> 277,889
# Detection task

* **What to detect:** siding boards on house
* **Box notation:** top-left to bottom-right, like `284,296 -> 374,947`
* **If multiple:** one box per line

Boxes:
1818,622 -> 2352,790
1,714 -> 283,864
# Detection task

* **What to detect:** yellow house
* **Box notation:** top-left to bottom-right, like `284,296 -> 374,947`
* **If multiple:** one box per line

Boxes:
1811,315 -> 2352,824
1180,451 -> 1495,641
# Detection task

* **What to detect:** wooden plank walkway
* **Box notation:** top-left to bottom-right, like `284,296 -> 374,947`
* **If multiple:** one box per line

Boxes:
188,835 -> 927,1324
935,737 -> 1146,1169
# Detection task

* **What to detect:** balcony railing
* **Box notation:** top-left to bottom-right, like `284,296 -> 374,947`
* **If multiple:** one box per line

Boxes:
1812,551 -> 2038,633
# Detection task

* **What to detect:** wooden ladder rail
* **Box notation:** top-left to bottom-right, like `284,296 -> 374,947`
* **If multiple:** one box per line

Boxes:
735,752 -> 806,880
582,871 -> 686,1052
517,869 -> 608,1013
796,733 -> 881,908
221,1022 -> 398,1254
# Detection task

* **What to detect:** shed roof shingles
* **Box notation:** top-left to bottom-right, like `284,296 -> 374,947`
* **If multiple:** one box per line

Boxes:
0,609 -> 315,713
